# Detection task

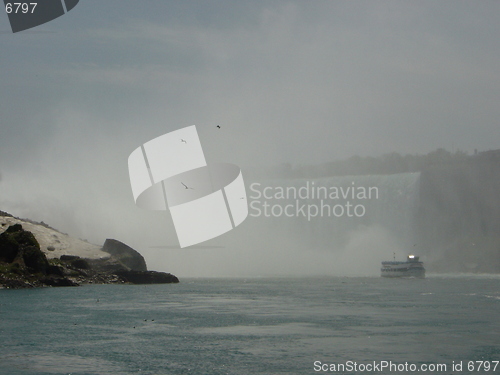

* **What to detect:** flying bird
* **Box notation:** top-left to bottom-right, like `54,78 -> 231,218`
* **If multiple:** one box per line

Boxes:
181,182 -> 193,190
181,139 -> 187,143
216,125 -> 221,129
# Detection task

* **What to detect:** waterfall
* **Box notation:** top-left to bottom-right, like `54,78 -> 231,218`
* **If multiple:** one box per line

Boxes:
231,159 -> 500,275
244,172 -> 421,255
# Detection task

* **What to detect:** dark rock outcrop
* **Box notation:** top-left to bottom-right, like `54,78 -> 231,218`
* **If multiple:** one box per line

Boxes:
47,264 -> 65,276
85,257 -> 129,274
115,270 -> 179,284
70,258 -> 91,270
0,224 -> 78,288
40,276 -> 79,287
0,210 -> 13,217
102,239 -> 147,271
60,255 -> 80,261
0,223 -> 49,274
0,224 -> 179,288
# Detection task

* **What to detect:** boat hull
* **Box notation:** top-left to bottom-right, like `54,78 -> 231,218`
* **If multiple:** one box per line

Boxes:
380,268 -> 425,278
381,260 -> 425,278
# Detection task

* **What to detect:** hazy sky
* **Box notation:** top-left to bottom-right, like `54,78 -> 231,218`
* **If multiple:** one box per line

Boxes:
1,1 -> 499,276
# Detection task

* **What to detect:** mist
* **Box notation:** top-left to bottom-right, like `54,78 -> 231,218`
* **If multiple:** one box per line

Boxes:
1,1 -> 499,277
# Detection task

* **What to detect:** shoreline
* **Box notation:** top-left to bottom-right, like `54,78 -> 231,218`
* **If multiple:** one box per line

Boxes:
0,213 -> 179,289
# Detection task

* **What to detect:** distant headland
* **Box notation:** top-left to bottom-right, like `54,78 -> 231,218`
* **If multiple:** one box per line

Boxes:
0,210 -> 179,289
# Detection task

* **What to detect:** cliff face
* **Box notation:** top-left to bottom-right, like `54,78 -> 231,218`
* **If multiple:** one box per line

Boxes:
0,214 -> 108,260
102,239 -> 147,272
0,224 -> 78,288
416,151 -> 500,273
0,213 -> 179,288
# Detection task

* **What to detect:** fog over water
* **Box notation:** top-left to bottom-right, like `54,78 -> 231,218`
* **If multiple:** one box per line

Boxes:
1,1 -> 499,277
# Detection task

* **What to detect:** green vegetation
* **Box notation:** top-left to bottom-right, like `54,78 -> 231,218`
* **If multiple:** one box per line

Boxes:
48,258 -> 63,266
0,262 -> 24,278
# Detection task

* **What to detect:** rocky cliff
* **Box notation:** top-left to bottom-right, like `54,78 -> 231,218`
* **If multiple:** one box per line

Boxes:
102,238 -> 147,272
0,212 -> 179,288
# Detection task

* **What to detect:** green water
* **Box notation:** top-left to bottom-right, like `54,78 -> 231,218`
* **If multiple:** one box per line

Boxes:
1,276 -> 499,374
